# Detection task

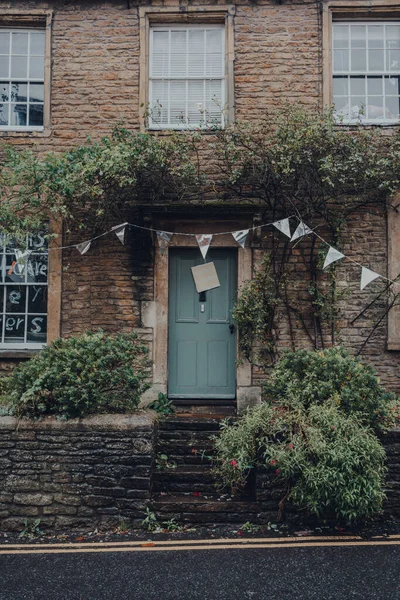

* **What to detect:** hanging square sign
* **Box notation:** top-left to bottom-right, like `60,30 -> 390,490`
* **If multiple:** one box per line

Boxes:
191,262 -> 220,293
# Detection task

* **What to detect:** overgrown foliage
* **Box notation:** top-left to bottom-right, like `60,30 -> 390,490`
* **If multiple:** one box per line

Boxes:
1,331 -> 150,419
214,348 -> 399,523
0,126 -> 201,242
264,347 -> 399,433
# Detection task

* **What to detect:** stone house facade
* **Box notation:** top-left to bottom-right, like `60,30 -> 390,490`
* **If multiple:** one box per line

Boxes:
1,0 -> 400,413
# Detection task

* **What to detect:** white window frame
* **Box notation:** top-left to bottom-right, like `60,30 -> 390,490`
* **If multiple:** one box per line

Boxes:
148,23 -> 226,130
332,21 -> 400,125
0,232 -> 49,349
0,27 -> 45,132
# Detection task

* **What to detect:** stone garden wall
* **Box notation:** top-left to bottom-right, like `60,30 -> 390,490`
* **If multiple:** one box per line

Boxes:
0,412 -> 156,532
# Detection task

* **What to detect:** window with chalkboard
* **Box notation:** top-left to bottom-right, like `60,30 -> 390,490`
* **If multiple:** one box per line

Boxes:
0,228 -> 48,349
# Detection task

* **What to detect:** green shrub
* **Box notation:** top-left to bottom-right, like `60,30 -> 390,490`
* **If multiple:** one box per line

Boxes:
264,347 -> 398,433
3,331 -> 150,419
214,348 -> 399,523
214,402 -> 386,522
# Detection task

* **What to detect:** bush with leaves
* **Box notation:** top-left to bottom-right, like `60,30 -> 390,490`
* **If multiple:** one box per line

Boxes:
214,401 -> 386,522
2,331 -> 150,419
264,347 -> 398,433
214,347 -> 399,523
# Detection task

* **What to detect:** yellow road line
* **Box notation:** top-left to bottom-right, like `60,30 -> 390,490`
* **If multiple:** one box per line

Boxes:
0,538 -> 399,556
0,535 -> 365,550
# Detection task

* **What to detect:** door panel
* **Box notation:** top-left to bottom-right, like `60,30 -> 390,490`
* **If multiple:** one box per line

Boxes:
168,248 -> 237,399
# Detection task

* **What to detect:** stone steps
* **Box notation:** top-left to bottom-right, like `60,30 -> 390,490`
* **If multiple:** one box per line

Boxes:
152,414 -> 258,524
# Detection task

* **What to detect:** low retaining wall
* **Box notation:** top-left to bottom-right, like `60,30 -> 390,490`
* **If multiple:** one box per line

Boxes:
0,412 -> 156,532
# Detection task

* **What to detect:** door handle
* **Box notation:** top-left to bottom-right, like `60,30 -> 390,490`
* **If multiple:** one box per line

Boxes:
229,324 -> 235,334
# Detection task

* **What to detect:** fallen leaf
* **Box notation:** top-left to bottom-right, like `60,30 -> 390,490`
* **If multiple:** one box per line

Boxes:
141,542 -> 155,547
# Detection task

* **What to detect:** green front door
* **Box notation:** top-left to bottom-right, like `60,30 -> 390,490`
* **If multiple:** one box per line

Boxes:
168,248 -> 237,399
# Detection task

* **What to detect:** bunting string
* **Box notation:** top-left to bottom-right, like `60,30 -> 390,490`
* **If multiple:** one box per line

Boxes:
4,213 -> 400,291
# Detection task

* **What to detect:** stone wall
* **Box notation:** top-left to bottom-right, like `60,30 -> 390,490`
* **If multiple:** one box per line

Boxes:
0,412 -> 156,532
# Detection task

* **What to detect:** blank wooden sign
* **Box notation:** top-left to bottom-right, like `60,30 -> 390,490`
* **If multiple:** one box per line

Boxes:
191,262 -> 220,293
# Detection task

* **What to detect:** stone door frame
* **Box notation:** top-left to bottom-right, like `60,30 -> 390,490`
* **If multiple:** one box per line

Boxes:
142,217 -> 262,413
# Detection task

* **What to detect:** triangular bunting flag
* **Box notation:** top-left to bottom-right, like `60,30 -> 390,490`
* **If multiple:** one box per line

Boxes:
112,222 -> 128,245
291,221 -> 313,242
272,218 -> 291,238
360,267 -> 381,290
156,231 -> 172,256
76,240 -> 91,255
323,246 -> 345,270
11,249 -> 31,275
195,234 -> 213,260
232,229 -> 249,248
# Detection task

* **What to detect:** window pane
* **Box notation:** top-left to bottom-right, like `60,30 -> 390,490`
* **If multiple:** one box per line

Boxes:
333,96 -> 350,119
368,26 -> 384,49
351,49 -> 367,71
206,29 -> 223,53
29,55 -> 44,79
10,103 -> 27,126
30,33 -> 45,55
11,33 -> 28,55
28,104 -> 43,127
188,79 -> 205,124
350,76 -> 365,95
27,315 -> 47,343
29,83 -> 44,102
152,31 -> 169,54
4,315 -> 25,343
367,96 -> 384,119
368,49 -> 384,71
151,80 -> 168,125
206,53 -> 223,78
28,228 -> 48,251
334,49 -> 349,71
206,79 -> 223,124
387,26 -> 400,49
367,76 -> 382,95
27,254 -> 48,283
387,49 -> 400,71
188,52 -> 204,77
333,25 -> 349,49
0,32 -> 9,54
385,76 -> 400,95
386,95 -> 400,118
5,254 -> 25,283
151,53 -> 169,78
0,81 -> 9,101
170,80 -> 186,124
11,82 -> 27,102
11,55 -> 27,78
351,26 -> 367,49
0,56 -> 9,78
333,76 -> 348,95
188,29 -> 205,53
170,31 -> 187,77
349,96 -> 366,118
6,286 -> 26,313
28,285 -> 47,313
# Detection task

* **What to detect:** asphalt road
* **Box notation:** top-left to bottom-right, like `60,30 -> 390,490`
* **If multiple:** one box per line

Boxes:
0,542 -> 399,600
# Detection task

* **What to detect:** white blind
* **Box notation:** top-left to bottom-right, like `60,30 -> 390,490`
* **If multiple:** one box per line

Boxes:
149,26 -> 225,129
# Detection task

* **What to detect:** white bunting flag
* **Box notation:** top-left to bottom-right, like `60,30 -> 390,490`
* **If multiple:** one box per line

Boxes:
76,240 -> 91,255
232,229 -> 249,248
157,231 -> 172,256
291,221 -> 313,242
360,267 -> 381,290
13,249 -> 31,275
195,234 -> 213,260
272,218 -> 291,238
323,246 -> 345,270
112,222 -> 128,245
